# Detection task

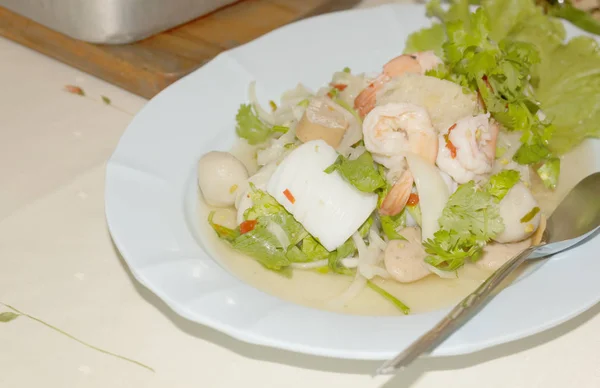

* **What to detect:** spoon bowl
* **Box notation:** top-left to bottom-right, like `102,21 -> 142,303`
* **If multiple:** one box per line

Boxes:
378,172 -> 600,375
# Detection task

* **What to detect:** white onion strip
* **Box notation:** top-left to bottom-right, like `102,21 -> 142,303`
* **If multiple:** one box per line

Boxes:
291,260 -> 328,269
266,222 -> 290,248
249,81 -> 275,125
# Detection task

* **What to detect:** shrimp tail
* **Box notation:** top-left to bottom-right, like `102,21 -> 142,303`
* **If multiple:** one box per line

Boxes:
380,170 -> 414,216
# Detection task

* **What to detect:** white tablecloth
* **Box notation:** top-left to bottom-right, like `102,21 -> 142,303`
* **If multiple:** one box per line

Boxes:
1,1 -> 599,387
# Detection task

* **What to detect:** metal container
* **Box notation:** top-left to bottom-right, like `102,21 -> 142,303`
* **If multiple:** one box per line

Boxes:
0,0 -> 237,44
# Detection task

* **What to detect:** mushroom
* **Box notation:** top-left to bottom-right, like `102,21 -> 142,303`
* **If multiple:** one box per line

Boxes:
197,151 -> 249,207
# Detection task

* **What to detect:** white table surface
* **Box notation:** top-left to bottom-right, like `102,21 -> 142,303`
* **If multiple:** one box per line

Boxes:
1,1 -> 599,387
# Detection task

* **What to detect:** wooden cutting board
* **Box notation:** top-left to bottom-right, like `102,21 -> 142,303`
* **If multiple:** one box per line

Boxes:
0,0 -> 360,99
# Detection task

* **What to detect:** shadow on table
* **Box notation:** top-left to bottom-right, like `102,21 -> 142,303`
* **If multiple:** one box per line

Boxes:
113,245 -> 599,388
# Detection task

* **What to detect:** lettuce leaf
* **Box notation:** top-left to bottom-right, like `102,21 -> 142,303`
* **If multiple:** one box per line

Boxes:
536,37 -> 600,155
327,238 -> 356,275
208,211 -> 240,242
548,1 -> 600,35
404,23 -> 446,57
424,181 -> 503,271
286,235 -> 330,263
324,151 -> 386,193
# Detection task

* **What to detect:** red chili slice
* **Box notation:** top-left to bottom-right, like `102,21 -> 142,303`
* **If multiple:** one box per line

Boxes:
283,189 -> 295,204
407,193 -> 420,206
240,220 -> 258,234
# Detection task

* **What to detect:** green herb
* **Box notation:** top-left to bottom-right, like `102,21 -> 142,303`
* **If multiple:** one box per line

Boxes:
334,98 -> 362,123
520,206 -> 540,223
1,302 -> 153,372
327,239 -> 356,275
101,95 -> 111,105
235,104 -> 273,145
272,125 -> 289,134
366,281 -> 410,315
424,181 -> 503,271
380,212 -> 406,240
547,1 -> 600,35
287,235 -> 330,263
324,152 -> 386,193
297,99 -> 310,108
358,215 -> 375,238
208,211 -> 240,242
0,311 -> 19,322
343,66 -> 351,73
536,157 -> 560,189
406,205 -> 422,227
485,170 -> 521,201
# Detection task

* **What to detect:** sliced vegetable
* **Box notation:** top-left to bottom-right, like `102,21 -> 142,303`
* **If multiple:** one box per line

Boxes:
536,157 -> 560,189
424,181 -> 504,271
366,281 -> 411,315
324,151 -> 386,193
240,219 -> 257,234
485,170 -> 521,201
208,211 -> 240,242
235,104 -> 273,144
520,206 -> 540,223
380,212 -> 406,240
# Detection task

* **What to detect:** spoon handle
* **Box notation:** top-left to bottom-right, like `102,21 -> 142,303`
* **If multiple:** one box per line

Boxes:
377,245 -> 537,375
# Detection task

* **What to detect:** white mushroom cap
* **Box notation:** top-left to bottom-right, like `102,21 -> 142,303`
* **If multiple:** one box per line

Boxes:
197,151 -> 249,207
493,182 -> 541,243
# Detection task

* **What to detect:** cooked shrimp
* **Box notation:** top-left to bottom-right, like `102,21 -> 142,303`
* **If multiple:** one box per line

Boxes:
354,51 -> 443,117
363,103 -> 438,215
380,170 -> 414,216
384,227 -> 431,283
435,114 -> 499,184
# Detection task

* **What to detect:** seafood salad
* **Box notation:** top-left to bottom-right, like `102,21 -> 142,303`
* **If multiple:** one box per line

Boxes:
197,0 -> 600,314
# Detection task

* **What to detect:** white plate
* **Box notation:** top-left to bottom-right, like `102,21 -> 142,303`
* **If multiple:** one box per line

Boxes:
105,4 -> 600,360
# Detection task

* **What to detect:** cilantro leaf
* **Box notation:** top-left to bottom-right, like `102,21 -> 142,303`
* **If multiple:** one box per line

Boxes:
380,212 -> 406,240
424,181 -> 503,271
485,170 -> 521,201
536,157 -> 560,189
235,104 -> 273,145
324,152 -> 386,193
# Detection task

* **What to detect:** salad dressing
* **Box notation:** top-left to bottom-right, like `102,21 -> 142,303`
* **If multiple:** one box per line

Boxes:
195,139 -> 596,316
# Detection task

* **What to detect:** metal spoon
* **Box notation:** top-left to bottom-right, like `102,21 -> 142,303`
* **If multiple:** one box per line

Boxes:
377,172 -> 600,375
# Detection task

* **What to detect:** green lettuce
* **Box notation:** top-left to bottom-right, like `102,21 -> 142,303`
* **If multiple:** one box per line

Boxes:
286,235 -> 330,263
327,238 -> 357,275
324,151 -> 386,193
536,37 -> 600,155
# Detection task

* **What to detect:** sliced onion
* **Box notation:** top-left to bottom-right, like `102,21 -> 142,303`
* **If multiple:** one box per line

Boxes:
267,222 -> 290,248
406,154 -> 450,241
424,262 -> 458,279
249,81 -> 275,125
291,260 -> 328,269
329,273 -> 367,309
341,257 -> 359,268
